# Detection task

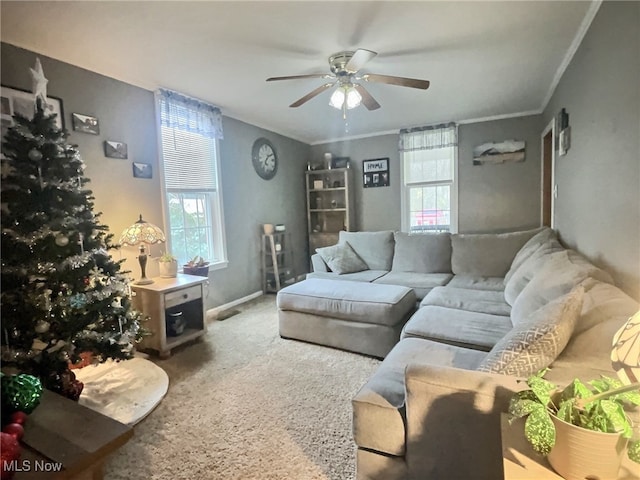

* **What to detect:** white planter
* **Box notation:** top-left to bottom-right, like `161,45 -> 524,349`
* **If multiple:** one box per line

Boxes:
158,260 -> 178,278
547,415 -> 627,480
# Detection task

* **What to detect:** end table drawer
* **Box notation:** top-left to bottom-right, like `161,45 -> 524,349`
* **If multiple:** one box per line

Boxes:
165,284 -> 202,308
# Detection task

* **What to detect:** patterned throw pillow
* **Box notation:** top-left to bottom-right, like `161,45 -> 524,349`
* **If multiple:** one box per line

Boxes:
477,285 -> 584,376
316,241 -> 368,274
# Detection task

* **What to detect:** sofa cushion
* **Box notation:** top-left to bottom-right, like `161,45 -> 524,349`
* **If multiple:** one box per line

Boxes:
373,272 -> 453,300
504,227 -> 562,284
446,275 -> 505,291
339,230 -> 395,271
352,337 -> 486,456
306,270 -> 388,283
504,238 -> 565,305
511,250 -> 614,325
276,278 -> 416,326
477,286 -> 584,376
451,228 -> 542,277
391,232 -> 452,273
315,241 -> 368,274
420,287 -> 511,316
401,306 -> 512,351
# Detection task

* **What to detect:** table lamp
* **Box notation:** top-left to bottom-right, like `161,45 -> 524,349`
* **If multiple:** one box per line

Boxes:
119,214 -> 166,285
611,310 -> 640,385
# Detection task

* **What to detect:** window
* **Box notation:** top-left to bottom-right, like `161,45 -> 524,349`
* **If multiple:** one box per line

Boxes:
399,123 -> 458,233
157,89 -> 227,268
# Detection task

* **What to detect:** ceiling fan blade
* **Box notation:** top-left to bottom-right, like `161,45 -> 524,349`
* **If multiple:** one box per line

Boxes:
362,73 -> 430,90
267,74 -> 333,82
289,83 -> 335,108
345,48 -> 377,73
353,84 -> 380,110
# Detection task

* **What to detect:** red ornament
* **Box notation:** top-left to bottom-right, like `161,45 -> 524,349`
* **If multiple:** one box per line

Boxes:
84,277 -> 90,285
0,432 -> 21,480
8,412 -> 27,426
1,424 -> 23,441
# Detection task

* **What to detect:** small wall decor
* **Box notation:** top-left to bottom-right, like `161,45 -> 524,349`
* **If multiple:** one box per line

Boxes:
363,158 -> 390,188
473,140 -> 525,165
132,162 -> 152,179
0,85 -> 64,131
557,108 -> 571,156
332,156 -> 350,169
103,140 -> 128,159
72,113 -> 99,135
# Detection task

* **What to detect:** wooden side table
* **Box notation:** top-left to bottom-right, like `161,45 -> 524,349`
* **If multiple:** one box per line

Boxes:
131,274 -> 208,358
16,389 -> 132,479
501,414 -> 640,480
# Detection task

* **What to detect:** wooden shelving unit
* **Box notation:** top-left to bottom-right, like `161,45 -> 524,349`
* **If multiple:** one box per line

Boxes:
261,232 -> 296,293
305,167 -> 355,252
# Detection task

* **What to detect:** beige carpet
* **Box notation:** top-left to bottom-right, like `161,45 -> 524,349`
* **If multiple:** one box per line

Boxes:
104,295 -> 381,480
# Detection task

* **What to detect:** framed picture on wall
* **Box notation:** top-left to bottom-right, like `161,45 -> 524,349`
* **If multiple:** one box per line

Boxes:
104,140 -> 128,159
0,85 -> 64,133
72,113 -> 99,135
132,162 -> 152,179
363,157 -> 390,188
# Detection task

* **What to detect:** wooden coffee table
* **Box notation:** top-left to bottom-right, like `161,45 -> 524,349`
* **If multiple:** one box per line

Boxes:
15,389 -> 133,479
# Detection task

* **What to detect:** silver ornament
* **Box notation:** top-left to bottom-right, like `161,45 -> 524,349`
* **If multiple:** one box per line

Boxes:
35,320 -> 50,333
55,233 -> 69,246
28,148 -> 43,161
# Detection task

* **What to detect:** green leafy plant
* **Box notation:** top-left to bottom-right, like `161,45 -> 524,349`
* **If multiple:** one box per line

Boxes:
509,369 -> 640,463
158,252 -> 177,263
185,256 -> 209,268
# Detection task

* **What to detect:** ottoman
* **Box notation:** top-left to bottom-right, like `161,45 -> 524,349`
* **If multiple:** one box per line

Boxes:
277,278 -> 417,358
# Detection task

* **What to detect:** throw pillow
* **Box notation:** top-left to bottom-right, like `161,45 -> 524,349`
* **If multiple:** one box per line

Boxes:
338,231 -> 395,271
316,241 -> 368,274
476,285 -> 584,376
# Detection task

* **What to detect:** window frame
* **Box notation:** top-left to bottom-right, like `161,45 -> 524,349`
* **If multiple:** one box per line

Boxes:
400,131 -> 459,234
156,95 -> 228,271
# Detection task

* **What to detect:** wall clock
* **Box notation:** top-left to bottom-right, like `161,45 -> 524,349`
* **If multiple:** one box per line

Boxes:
252,138 -> 278,180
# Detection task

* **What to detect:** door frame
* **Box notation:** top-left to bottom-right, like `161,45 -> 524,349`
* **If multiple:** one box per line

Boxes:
540,118 -> 556,229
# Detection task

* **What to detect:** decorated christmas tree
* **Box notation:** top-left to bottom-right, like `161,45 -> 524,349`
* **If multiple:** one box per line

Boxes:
0,59 -> 143,400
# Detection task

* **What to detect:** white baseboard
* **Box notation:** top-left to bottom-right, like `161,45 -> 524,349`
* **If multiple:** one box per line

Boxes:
206,290 -> 263,320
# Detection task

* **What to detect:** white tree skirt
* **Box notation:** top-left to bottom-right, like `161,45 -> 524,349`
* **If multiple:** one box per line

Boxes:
74,357 -> 169,426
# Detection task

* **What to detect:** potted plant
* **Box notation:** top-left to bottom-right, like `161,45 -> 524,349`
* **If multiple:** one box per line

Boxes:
508,369 -> 640,480
157,252 -> 178,278
183,256 -> 209,277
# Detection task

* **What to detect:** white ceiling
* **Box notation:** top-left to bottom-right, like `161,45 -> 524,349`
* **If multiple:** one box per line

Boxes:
1,1 -> 596,144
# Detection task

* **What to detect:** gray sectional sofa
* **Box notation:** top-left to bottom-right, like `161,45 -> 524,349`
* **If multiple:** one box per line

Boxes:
295,228 -> 639,479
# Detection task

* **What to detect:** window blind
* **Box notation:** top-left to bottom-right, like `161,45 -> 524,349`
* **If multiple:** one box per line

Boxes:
158,89 -> 223,192
400,123 -> 457,184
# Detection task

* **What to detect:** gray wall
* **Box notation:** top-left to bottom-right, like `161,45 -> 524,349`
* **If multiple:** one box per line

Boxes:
542,1 -> 640,300
311,115 -> 542,234
213,117 -> 309,306
458,115 -> 542,232
1,42 -> 310,308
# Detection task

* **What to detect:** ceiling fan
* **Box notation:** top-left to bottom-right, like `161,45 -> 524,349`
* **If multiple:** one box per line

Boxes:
266,49 -> 430,115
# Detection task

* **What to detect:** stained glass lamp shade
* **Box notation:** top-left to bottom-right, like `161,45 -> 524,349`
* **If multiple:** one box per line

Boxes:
612,310 -> 640,385
119,214 -> 165,285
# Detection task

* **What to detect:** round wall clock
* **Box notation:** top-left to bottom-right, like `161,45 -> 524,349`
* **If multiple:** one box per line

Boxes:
252,138 -> 278,180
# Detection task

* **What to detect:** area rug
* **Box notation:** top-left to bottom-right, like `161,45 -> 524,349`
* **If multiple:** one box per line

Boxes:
104,295 -> 381,480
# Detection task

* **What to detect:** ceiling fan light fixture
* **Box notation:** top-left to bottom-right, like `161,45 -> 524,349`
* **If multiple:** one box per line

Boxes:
329,87 -> 345,109
329,84 -> 362,110
346,86 -> 362,109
